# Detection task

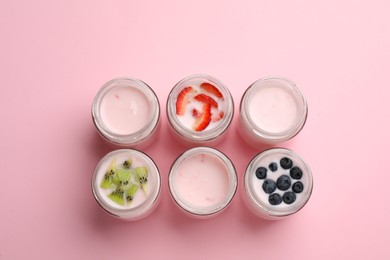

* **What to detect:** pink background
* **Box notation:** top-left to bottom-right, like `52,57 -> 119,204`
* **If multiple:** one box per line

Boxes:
1,0 -> 389,259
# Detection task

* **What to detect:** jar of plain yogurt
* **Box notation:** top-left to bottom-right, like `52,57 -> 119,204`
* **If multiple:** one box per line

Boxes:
238,77 -> 308,146
168,147 -> 237,218
242,148 -> 313,219
166,74 -> 234,146
92,77 -> 160,149
92,149 -> 161,220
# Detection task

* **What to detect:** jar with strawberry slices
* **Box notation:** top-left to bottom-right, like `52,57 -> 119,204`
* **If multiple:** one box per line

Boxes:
167,74 -> 234,146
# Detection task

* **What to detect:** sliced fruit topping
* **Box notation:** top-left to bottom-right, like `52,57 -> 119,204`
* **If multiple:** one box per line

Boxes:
126,184 -> 139,203
108,188 -> 125,206
122,159 -> 132,169
112,168 -> 133,186
192,103 -> 212,131
100,159 -> 117,189
176,86 -> 195,115
194,93 -> 218,108
135,166 -> 149,195
200,82 -> 224,100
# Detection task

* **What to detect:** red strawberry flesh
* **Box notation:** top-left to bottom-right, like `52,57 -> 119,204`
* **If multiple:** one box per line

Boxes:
193,103 -> 211,131
200,82 -> 224,100
194,93 -> 218,108
176,86 -> 194,115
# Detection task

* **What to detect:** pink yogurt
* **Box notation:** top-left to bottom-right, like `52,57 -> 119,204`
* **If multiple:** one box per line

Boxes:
92,78 -> 160,148
100,85 -> 150,135
169,147 -> 237,218
239,77 -> 308,146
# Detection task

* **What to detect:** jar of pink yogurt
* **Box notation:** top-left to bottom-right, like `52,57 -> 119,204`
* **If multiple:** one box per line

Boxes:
168,147 -> 237,218
92,78 -> 160,148
166,74 -> 234,146
238,77 -> 308,146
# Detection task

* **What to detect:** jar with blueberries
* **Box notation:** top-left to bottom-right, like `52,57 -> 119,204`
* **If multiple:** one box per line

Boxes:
242,148 -> 313,219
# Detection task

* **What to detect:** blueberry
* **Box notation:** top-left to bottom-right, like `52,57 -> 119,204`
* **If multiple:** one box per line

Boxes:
276,175 -> 292,191
255,167 -> 267,179
280,157 -> 293,169
262,179 -> 277,194
269,162 -> 278,172
282,192 -> 296,204
290,166 -> 303,179
292,181 -> 304,193
268,193 -> 282,205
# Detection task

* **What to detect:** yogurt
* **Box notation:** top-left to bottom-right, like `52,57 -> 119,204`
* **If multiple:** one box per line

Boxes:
243,148 -> 313,219
92,149 -> 161,220
239,77 -> 308,146
100,85 -> 150,135
167,75 -> 234,146
169,147 -> 237,218
92,78 -> 160,148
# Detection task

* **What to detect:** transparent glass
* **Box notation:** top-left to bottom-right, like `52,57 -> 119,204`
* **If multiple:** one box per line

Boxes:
92,77 -> 160,148
243,148 -> 313,219
239,77 -> 308,146
168,147 -> 237,218
166,74 -> 234,146
92,149 -> 161,221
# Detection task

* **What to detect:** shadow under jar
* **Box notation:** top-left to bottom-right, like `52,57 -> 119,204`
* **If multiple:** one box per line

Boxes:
166,74 -> 234,147
238,77 -> 308,147
92,77 -> 160,149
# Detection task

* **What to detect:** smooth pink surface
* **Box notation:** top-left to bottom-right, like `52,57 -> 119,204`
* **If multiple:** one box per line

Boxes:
1,0 -> 389,259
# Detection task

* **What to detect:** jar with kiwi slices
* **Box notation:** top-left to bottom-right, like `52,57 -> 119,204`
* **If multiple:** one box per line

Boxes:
92,149 -> 161,220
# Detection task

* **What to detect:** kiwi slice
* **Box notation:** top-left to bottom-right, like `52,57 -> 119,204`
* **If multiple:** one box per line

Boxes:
100,159 -> 117,189
135,166 -> 148,195
112,168 -> 133,186
126,184 -> 139,203
108,188 -> 125,206
122,159 -> 132,169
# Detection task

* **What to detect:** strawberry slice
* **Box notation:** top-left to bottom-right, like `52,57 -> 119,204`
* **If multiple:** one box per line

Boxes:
200,82 -> 224,100
176,86 -> 195,115
194,93 -> 218,108
193,103 -> 211,131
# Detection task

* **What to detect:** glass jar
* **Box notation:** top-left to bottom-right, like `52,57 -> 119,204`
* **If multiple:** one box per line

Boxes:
92,77 -> 160,149
239,77 -> 308,146
166,74 -> 234,146
242,148 -> 313,219
92,149 -> 161,220
168,147 -> 237,218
